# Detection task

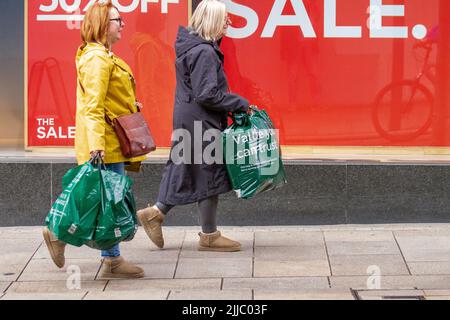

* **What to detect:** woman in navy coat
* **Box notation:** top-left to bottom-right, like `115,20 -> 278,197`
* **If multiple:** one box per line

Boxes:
138,0 -> 249,252
138,0 -> 250,252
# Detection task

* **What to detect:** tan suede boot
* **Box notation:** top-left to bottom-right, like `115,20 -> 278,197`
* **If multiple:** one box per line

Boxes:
99,256 -> 145,279
137,206 -> 165,249
42,227 -> 66,268
198,231 -> 241,252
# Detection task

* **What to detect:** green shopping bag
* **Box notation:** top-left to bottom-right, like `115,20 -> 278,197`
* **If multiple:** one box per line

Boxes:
45,157 -> 138,250
45,160 -> 101,247
223,108 -> 287,199
85,164 -> 138,250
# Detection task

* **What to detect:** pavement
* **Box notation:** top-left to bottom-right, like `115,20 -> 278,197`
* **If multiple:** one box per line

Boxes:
1,224 -> 450,300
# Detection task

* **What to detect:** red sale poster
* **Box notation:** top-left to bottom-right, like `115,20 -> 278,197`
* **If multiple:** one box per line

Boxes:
26,0 -> 449,148
221,0 -> 449,146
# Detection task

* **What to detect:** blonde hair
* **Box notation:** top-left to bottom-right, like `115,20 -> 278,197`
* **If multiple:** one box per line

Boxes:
189,0 -> 227,42
80,0 -> 116,47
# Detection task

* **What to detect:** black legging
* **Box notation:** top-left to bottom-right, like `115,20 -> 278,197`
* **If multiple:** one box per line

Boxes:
155,195 -> 219,234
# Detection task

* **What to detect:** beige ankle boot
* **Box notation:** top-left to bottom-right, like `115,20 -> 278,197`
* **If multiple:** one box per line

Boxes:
137,206 -> 165,248
99,256 -> 144,279
198,231 -> 241,252
42,227 -> 66,268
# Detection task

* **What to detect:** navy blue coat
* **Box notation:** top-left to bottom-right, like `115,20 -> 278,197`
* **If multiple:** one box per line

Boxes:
157,26 -> 249,205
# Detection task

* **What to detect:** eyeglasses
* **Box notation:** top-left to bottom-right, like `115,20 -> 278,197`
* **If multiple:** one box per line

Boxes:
110,17 -> 124,26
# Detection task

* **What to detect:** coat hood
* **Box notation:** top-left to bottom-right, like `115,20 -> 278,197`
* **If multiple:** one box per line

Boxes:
175,26 -> 223,59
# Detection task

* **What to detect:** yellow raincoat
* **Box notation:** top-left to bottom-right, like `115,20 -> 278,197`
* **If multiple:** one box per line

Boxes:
75,42 -> 146,166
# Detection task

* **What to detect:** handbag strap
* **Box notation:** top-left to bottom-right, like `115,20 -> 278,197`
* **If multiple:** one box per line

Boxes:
104,105 -> 141,127
103,52 -> 139,126
105,113 -> 114,127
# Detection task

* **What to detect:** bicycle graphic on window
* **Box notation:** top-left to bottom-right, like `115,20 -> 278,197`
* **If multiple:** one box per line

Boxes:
372,41 -> 436,142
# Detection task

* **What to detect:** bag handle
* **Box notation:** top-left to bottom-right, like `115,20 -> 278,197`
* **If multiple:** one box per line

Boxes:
230,105 -> 259,127
232,112 -> 249,126
89,154 -> 107,171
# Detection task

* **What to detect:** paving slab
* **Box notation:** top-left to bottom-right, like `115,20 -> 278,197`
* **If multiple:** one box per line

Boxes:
254,245 -> 328,261
105,278 -> 221,291
0,282 -> 11,293
324,231 -> 395,242
0,239 -> 42,263
175,257 -> 253,278
425,296 -> 450,300
0,238 -> 42,252
408,262 -> 450,275
254,289 -> 354,300
326,241 -> 400,256
254,259 -> 331,277
394,232 -> 450,262
0,264 -> 29,282
329,254 -> 409,276
6,281 -> 106,293
0,227 -> 43,240
168,289 -> 252,300
1,292 -> 86,300
423,290 -> 450,296
1,251 -> 41,265
255,231 -> 324,247
399,275 -> 450,290
394,229 -> 450,237
330,275 -> 450,290
222,277 -> 330,290
84,289 -> 168,300
18,259 -> 101,281
0,239 -> 43,281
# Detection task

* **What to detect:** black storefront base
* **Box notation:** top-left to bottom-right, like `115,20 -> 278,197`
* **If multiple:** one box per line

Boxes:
1,160 -> 450,227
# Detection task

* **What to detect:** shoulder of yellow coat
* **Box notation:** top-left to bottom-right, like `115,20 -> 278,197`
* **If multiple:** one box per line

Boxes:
77,42 -> 113,68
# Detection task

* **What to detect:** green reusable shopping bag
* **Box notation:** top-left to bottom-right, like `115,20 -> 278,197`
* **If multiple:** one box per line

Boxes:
85,165 -> 138,250
223,108 -> 287,199
45,161 -> 100,247
45,157 -> 138,250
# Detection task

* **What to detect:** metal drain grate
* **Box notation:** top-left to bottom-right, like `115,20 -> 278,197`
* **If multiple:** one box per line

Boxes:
352,289 -> 426,300
382,296 -> 425,300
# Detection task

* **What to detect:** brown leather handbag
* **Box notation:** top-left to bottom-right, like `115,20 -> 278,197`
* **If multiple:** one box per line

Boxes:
106,110 -> 156,158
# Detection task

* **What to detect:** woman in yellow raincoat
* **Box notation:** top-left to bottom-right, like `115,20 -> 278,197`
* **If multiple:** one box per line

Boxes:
42,0 -> 145,279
